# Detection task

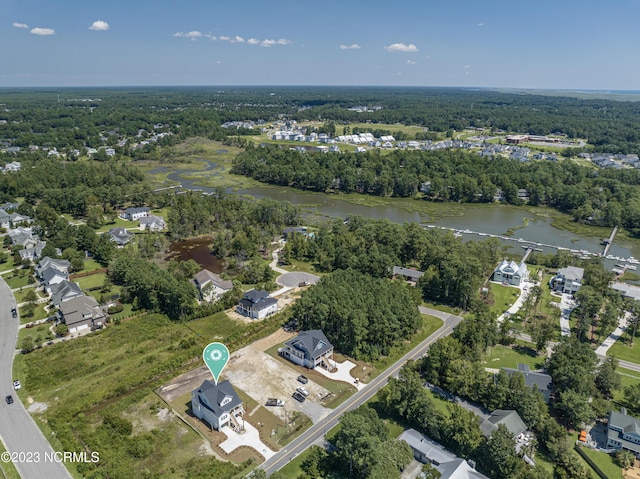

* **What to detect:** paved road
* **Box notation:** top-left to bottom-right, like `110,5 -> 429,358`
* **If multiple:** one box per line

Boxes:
260,312 -> 462,475
0,276 -> 72,479
277,272 -> 320,288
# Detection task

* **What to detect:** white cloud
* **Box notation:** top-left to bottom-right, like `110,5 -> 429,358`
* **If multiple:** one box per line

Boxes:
30,27 -> 55,36
339,43 -> 361,50
173,30 -> 204,38
477,23 -> 484,27
260,38 -> 291,47
406,60 -> 417,65
463,65 -> 471,69
13,22 -> 29,29
247,38 -> 260,45
230,35 -> 244,43
89,20 -> 109,31
219,35 -> 230,41
216,60 -> 222,64
384,42 -> 418,53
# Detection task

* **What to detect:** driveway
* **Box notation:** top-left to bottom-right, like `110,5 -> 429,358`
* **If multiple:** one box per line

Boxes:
277,272 -> 320,288
219,421 -> 276,460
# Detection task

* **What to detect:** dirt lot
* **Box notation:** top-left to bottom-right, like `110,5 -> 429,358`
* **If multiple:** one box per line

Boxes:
157,328 -> 332,423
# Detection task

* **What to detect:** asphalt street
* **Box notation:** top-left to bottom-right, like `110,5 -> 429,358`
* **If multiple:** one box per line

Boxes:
0,276 -> 72,479
260,310 -> 462,475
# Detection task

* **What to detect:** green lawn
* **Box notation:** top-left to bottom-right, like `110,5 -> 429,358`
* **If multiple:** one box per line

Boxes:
421,301 -> 463,316
18,303 -> 50,324
81,258 -> 106,273
94,216 -> 135,233
5,274 -> 33,289
488,282 -> 520,317
76,272 -> 107,291
578,445 -> 623,479
18,322 -> 53,347
185,311 -> 245,340
0,254 -> 15,272
484,342 -> 546,370
608,332 -> 640,364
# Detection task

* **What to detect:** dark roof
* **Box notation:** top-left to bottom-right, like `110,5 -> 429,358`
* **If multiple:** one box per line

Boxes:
480,410 -> 527,438
399,428 -> 455,465
36,257 -> 70,276
51,280 -> 83,306
108,227 -> 134,245
41,267 -> 67,284
194,380 -> 242,417
243,289 -> 269,303
59,295 -> 105,327
393,266 -> 424,280
124,206 -> 149,214
503,365 -> 552,393
285,330 -> 333,360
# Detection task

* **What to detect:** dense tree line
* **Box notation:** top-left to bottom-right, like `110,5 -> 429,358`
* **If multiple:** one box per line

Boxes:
283,218 -> 499,309
291,269 -> 421,360
233,143 -> 640,231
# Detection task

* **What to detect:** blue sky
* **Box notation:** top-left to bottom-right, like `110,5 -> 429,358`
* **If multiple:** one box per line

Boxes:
3,0 -> 640,89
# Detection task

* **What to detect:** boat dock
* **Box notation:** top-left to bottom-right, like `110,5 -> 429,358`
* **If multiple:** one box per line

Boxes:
423,224 -> 639,265
602,226 -> 618,257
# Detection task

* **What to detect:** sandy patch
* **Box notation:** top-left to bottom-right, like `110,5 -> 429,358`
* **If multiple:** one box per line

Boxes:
28,402 -> 48,413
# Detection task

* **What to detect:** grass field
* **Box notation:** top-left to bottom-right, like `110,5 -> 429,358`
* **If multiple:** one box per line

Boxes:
0,254 -> 15,272
5,273 -> 32,289
12,312 -> 284,479
608,331 -> 640,363
578,445 -> 623,479
76,271 -> 107,291
18,303 -> 50,324
185,311 -> 245,342
488,282 -> 521,317
484,342 -> 546,370
17,321 -> 53,346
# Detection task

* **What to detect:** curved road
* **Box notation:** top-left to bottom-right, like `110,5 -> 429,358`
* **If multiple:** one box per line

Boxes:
0,276 -> 72,479
260,309 -> 463,475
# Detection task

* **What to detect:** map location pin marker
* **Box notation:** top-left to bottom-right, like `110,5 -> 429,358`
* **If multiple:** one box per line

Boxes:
203,342 -> 230,385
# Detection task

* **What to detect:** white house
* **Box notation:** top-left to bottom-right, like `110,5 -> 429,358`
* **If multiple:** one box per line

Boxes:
191,380 -> 244,431
236,289 -> 278,319
121,207 -> 150,221
192,269 -> 233,302
493,260 -> 528,287
138,215 -> 165,232
551,266 -> 584,294
607,409 -> 640,457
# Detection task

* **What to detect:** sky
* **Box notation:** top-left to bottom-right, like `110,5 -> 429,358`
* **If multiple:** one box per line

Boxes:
3,0 -> 640,89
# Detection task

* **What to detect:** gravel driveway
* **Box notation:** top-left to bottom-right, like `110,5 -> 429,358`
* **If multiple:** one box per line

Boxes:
277,272 -> 320,287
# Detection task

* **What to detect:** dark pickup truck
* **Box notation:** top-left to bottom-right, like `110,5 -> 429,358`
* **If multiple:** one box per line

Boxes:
265,398 -> 284,407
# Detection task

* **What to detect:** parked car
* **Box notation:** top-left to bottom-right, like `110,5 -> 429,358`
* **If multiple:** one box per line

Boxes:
297,375 -> 308,384
5,395 -> 13,405
11,307 -> 17,318
292,392 -> 306,403
13,380 -> 21,390
298,281 -> 309,287
296,386 -> 309,397
265,398 -> 284,407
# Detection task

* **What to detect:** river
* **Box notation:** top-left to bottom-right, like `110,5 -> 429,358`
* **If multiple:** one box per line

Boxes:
149,161 -> 640,264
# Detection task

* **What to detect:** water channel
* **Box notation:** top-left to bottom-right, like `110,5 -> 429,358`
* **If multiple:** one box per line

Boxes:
150,160 -> 640,265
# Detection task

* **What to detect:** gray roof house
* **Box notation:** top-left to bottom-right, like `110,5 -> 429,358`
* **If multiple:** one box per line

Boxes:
58,295 -> 105,333
480,410 -> 527,438
138,215 -> 165,232
280,329 -> 334,370
0,210 -> 10,229
236,289 -> 278,320
503,364 -> 552,403
191,380 -> 244,431
393,266 -> 425,282
35,257 -> 70,278
551,266 -> 584,294
192,269 -> 233,303
19,240 -> 46,261
108,227 -> 134,246
607,409 -> 640,456
399,429 -> 489,479
40,267 -> 69,292
493,260 -> 528,287
283,226 -> 308,240
121,206 -> 150,221
50,280 -> 84,308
